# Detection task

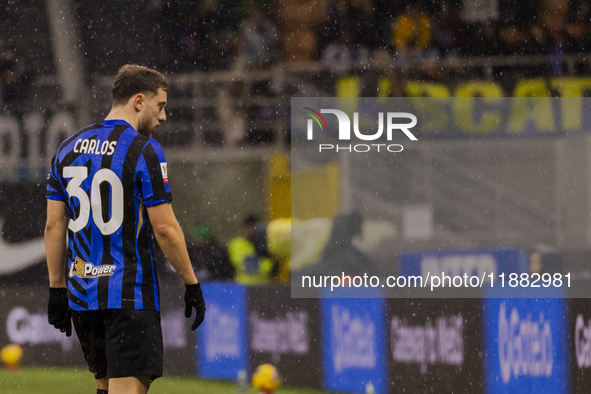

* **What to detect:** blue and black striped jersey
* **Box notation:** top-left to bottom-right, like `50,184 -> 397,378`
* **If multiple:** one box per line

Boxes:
46,119 -> 172,311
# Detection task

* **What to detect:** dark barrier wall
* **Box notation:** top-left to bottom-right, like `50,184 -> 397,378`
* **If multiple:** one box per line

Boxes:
0,284 -> 197,376
386,298 -> 484,393
159,283 -> 197,376
568,298 -> 591,393
6,280 -> 591,393
568,249 -> 591,392
0,182 -> 47,285
247,285 -> 321,388
0,286 -> 85,367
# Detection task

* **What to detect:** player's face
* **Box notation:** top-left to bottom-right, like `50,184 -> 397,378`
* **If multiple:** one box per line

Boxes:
138,88 -> 167,137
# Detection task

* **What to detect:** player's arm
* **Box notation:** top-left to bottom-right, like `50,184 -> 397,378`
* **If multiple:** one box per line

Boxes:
147,202 -> 198,285
148,202 -> 206,330
141,141 -> 205,329
45,199 -> 68,288
45,199 -> 72,337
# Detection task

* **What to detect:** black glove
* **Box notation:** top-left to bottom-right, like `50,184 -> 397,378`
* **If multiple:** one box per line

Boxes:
48,287 -> 72,337
184,283 -> 206,330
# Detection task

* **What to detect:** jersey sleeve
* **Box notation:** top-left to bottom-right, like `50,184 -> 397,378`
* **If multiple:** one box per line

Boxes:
136,140 -> 172,207
46,154 -> 66,201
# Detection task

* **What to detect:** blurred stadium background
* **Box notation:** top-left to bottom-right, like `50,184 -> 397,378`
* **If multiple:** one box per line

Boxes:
1,0 -> 591,393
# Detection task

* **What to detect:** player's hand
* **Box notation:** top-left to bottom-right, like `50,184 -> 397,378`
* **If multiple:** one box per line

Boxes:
48,287 -> 72,337
184,283 -> 206,330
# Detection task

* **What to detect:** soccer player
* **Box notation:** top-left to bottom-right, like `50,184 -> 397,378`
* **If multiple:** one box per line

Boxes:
44,64 -> 206,394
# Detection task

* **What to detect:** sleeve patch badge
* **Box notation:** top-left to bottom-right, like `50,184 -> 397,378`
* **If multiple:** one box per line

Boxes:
160,162 -> 168,183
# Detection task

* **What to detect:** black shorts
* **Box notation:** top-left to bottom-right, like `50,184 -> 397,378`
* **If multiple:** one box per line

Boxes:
72,309 -> 163,381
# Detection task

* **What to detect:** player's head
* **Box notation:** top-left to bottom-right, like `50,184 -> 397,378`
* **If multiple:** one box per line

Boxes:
111,64 -> 169,137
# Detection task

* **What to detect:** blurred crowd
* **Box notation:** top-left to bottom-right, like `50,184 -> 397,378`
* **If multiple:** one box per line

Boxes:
167,0 -> 591,75
1,0 -> 591,109
73,0 -> 591,76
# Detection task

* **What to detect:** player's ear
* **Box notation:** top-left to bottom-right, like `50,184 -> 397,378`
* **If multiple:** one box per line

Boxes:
133,94 -> 145,112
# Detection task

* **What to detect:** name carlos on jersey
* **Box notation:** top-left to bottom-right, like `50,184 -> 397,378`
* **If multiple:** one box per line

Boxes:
73,138 -> 117,156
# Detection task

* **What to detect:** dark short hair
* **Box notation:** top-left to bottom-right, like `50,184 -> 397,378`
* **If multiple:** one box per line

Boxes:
111,64 -> 169,105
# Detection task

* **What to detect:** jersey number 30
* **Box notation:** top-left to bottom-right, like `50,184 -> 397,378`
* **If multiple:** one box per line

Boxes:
64,166 -> 124,235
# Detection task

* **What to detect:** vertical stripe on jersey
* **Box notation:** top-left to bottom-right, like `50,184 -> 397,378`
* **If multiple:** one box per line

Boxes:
97,124 -> 127,309
134,203 -> 146,309
138,143 -> 166,310
145,144 -> 167,198
137,213 -> 152,309
120,135 -> 150,309
150,236 -> 160,311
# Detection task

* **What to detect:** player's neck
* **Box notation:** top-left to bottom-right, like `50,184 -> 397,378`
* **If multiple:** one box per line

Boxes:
105,106 -> 139,131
